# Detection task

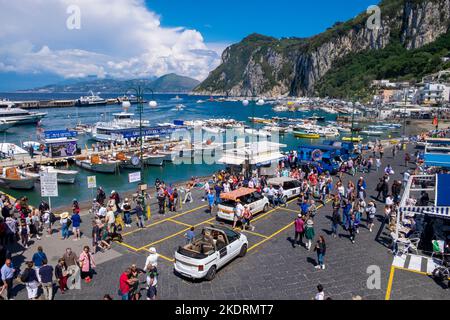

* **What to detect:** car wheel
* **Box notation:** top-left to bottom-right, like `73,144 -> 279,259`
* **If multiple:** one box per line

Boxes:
205,266 -> 216,281
238,244 -> 248,257
263,204 -> 269,212
282,196 -> 288,205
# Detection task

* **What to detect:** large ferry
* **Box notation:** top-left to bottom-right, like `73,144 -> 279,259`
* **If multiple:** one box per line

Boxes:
89,111 -> 151,142
76,91 -> 107,106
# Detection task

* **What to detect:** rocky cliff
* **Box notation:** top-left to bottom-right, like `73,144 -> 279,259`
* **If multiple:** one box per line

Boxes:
194,0 -> 450,97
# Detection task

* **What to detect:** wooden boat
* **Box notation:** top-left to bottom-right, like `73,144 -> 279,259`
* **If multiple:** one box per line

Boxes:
75,155 -> 119,173
293,130 -> 320,139
0,167 -> 35,190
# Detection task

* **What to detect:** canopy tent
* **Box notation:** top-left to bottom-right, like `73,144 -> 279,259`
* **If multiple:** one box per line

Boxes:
424,153 -> 450,168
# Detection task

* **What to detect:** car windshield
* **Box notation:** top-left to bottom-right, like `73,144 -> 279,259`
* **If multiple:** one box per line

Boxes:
221,228 -> 239,243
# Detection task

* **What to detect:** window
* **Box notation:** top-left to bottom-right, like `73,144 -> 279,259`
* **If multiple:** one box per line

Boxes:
222,229 -> 239,243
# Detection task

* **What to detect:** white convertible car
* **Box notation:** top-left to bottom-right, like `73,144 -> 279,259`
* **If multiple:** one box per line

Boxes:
174,225 -> 248,281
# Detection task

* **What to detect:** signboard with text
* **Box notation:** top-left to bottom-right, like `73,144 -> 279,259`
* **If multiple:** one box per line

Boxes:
87,176 -> 97,189
40,172 -> 58,197
128,172 -> 141,183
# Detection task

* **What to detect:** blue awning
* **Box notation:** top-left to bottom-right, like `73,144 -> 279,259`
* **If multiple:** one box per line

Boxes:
424,153 -> 450,168
436,174 -> 450,206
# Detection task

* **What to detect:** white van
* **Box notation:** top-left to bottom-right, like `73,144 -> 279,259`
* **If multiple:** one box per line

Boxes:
266,177 -> 302,202
217,187 -> 269,222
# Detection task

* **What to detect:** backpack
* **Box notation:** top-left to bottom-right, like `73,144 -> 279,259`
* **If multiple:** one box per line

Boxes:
49,212 -> 57,224
66,218 -> 72,227
20,269 -> 29,283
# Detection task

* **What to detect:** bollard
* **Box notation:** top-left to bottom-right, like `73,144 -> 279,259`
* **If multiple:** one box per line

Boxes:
147,204 -> 151,220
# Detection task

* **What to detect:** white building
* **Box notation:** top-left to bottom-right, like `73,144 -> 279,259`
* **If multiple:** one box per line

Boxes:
419,83 -> 449,104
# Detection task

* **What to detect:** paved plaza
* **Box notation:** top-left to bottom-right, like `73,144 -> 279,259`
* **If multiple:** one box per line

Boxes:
8,144 -> 450,300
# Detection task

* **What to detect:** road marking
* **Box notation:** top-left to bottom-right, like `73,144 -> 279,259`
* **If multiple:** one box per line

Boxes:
137,227 -> 191,250
248,199 -> 331,253
115,241 -> 140,252
235,228 -> 269,239
121,204 -> 208,237
248,221 -> 294,252
278,207 -> 299,214
385,266 -> 396,300
167,218 -> 193,228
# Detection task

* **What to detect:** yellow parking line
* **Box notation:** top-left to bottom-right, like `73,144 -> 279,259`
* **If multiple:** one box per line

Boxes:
278,207 -> 299,214
115,241 -> 140,252
137,227 -> 191,250
248,199 -> 331,252
241,229 -> 269,239
194,217 -> 215,227
248,221 -> 294,252
121,204 -> 208,237
385,266 -> 396,300
168,218 -> 193,228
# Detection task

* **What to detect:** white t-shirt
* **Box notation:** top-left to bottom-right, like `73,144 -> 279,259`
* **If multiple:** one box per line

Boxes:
144,253 -> 158,270
98,207 -> 107,217
315,291 -> 325,300
235,203 -> 244,218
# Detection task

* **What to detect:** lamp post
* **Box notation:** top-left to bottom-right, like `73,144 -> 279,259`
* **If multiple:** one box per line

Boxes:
123,87 -> 157,208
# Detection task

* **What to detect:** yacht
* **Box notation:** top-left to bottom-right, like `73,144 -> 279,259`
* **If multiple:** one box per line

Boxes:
76,91 -> 107,106
0,107 -> 46,125
89,111 -> 151,143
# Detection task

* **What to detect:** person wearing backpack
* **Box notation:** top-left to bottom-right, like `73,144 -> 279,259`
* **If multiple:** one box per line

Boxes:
22,261 -> 39,300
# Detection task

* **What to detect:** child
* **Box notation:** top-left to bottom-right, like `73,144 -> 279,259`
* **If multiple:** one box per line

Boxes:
305,219 -> 315,251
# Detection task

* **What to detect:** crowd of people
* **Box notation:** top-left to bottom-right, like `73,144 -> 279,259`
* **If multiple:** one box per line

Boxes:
1,127 -> 449,300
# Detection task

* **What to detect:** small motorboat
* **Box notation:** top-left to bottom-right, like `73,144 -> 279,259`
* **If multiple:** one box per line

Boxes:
293,130 -> 320,139
308,114 -> 326,122
360,130 -> 383,136
0,167 -> 36,190
75,155 -> 119,173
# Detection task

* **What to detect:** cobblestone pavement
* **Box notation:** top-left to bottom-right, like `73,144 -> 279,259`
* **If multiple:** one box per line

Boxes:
9,144 -> 450,300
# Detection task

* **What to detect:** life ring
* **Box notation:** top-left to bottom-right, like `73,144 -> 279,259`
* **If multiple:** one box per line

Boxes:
311,149 -> 323,161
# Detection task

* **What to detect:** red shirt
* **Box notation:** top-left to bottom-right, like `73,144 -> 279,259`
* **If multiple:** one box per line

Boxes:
119,273 -> 130,294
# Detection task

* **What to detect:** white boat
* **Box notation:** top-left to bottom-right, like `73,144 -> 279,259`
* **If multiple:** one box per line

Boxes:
89,111 -> 151,143
0,167 -> 35,190
361,130 -> 383,136
0,143 -> 28,156
76,91 -> 107,106
196,100 -> 205,103
75,156 -> 119,173
273,105 -> 289,112
245,128 -> 272,137
0,107 -> 46,125
0,120 -> 15,132
144,154 -> 165,166
40,166 -> 78,184
202,126 -> 225,134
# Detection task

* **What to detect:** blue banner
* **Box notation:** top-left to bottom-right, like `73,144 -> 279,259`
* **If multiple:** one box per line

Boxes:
122,126 -> 185,139
44,130 -> 78,139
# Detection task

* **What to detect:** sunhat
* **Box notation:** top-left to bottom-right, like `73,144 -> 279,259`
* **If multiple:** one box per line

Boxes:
60,212 -> 69,219
306,219 -> 314,226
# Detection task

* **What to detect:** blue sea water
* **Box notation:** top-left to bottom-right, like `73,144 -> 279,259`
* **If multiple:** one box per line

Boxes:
0,92 -> 344,207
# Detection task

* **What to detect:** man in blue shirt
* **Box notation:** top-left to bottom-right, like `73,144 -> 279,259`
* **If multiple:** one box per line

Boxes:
39,259 -> 54,300
1,258 -> 15,300
71,212 -> 82,240
207,190 -> 215,215
300,200 -> 310,216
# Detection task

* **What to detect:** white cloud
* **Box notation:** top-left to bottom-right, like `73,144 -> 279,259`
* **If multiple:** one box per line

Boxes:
0,0 -> 225,81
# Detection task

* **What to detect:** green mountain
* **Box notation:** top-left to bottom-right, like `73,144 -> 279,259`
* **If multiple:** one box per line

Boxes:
25,74 -> 200,93
195,0 -> 450,98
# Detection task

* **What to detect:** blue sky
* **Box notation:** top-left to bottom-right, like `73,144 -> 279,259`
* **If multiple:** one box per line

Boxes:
0,0 -> 380,91
146,0 -> 379,43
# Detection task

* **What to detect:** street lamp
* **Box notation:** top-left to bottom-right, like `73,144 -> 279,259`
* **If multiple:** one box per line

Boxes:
123,86 -> 157,197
